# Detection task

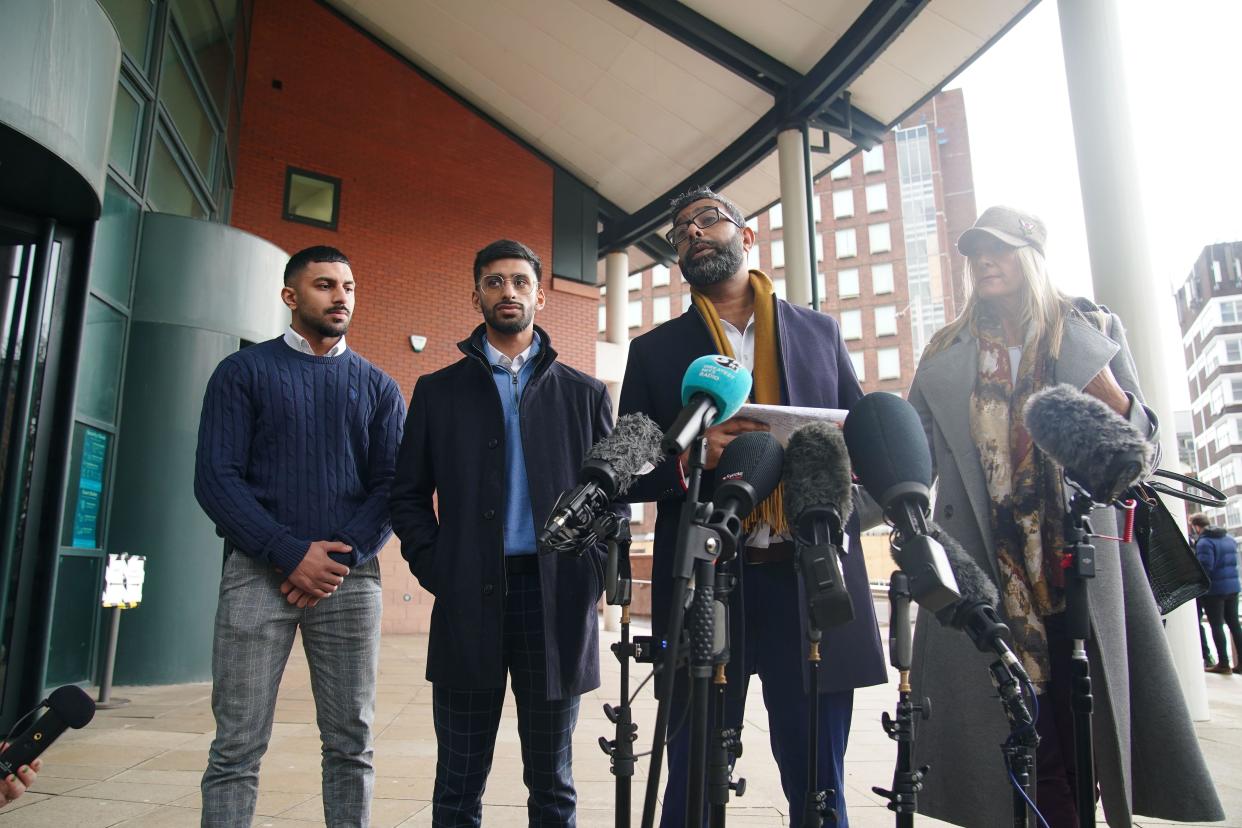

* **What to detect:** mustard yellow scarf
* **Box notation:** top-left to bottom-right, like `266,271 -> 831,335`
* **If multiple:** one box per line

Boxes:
690,270 -> 786,534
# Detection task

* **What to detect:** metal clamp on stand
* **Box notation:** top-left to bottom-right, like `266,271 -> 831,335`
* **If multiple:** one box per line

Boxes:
597,519 -> 640,828
873,571 -> 930,827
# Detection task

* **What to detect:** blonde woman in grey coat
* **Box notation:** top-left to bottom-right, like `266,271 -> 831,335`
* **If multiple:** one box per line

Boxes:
905,206 -> 1222,827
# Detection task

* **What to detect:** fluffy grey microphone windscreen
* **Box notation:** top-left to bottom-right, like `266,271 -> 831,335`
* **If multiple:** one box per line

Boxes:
1023,383 -> 1154,503
782,421 -> 854,527
927,520 -> 999,608
586,412 -> 665,495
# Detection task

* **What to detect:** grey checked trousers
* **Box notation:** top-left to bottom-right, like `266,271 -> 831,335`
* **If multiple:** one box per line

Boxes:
200,551 -> 382,827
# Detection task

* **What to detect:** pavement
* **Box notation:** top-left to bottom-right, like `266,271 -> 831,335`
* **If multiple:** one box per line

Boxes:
1,611 -> 1239,827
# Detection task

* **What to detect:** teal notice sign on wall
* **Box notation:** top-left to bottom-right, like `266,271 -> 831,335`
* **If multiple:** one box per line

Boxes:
72,427 -> 108,548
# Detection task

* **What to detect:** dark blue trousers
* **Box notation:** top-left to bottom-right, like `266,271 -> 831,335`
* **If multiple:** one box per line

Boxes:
661,560 -> 854,827
432,566 -> 580,827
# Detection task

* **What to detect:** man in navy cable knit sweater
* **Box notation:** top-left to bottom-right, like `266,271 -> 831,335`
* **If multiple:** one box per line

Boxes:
195,245 -> 405,828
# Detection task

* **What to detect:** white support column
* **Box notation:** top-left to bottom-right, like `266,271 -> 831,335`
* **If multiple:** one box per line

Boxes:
601,249 -> 629,633
1059,0 -> 1208,719
777,128 -> 813,308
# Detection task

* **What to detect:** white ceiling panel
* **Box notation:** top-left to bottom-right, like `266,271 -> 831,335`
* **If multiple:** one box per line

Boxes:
326,0 -> 1035,265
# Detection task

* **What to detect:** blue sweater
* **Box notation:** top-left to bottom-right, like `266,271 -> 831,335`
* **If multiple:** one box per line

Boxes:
194,337 -> 405,573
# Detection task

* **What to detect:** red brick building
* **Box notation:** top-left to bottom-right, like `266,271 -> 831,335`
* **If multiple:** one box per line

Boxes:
231,0 -> 600,632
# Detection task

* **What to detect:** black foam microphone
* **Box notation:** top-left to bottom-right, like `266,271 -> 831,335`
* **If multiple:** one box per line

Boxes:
783,422 -> 855,630
0,685 -> 95,776
843,392 -> 960,612
1023,383 -> 1154,504
927,522 -> 1026,678
708,431 -> 784,562
539,413 -> 664,553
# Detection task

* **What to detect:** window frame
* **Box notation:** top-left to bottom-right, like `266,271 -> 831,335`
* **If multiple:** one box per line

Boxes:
282,166 -> 342,231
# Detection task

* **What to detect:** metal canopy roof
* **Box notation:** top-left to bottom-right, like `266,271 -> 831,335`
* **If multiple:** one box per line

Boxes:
326,0 -> 1036,271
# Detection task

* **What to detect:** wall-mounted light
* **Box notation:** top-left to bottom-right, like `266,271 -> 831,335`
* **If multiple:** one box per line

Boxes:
409,335 -> 428,353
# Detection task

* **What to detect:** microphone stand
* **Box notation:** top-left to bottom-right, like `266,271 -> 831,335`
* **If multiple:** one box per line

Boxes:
641,435 -> 720,828
1062,481 -> 1098,828
991,659 -> 1039,828
873,571 -> 929,828
598,519 -> 638,828
707,567 -> 744,828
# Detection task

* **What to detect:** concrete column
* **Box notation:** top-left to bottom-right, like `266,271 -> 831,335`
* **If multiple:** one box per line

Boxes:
1059,0 -> 1208,720
777,129 -> 813,308
602,249 -> 629,633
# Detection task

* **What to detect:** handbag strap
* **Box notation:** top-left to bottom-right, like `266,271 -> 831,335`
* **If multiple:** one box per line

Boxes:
1143,468 -> 1227,508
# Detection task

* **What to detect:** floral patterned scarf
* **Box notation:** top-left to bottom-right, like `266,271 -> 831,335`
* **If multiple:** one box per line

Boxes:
969,312 -> 1067,691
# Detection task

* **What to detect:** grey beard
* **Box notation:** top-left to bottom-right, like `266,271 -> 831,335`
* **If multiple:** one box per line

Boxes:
681,236 -> 745,287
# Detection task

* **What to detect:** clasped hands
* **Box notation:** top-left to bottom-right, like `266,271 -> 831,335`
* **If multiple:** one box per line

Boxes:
278,540 -> 352,608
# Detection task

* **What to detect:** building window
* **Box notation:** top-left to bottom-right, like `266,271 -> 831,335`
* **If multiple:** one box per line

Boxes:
866,183 -> 888,213
849,350 -> 865,381
629,502 -> 645,524
283,167 -> 340,230
652,264 -> 670,287
832,190 -> 854,219
747,243 -> 760,270
628,300 -> 643,329
815,233 -> 824,263
836,229 -> 857,259
869,223 -> 892,254
627,272 -> 643,292
841,310 -> 862,340
1222,299 -> 1242,324
770,203 -> 783,229
878,347 -> 901,379
682,293 -> 692,312
1222,460 -> 1236,491
1225,339 -> 1242,363
774,279 -> 787,300
746,216 -> 759,232
863,145 -> 885,174
771,239 -> 785,270
598,304 -> 606,333
1230,376 -> 1242,402
831,160 -> 851,180
1211,383 -> 1226,415
838,268 -> 860,298
653,296 -> 671,324
872,263 -> 894,294
875,305 -> 898,337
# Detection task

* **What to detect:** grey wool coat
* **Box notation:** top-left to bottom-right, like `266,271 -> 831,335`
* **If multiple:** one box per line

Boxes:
905,302 -> 1223,827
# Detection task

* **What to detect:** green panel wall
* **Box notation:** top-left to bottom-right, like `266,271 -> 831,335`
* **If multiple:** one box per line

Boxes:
108,214 -> 285,684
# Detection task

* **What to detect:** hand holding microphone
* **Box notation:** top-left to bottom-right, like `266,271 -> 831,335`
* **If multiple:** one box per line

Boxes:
0,685 -> 95,781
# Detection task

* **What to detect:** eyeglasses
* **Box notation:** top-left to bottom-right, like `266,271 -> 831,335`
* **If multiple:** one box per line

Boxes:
665,206 -> 742,248
477,274 -> 537,295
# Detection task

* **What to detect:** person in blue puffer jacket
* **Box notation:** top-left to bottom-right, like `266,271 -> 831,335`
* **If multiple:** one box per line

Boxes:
1191,513 -> 1242,674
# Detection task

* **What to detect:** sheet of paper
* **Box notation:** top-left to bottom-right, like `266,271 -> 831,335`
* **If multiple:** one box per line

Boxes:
733,403 -> 848,446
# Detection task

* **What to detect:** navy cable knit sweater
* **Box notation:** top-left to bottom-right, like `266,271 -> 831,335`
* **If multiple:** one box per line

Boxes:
194,337 -> 405,573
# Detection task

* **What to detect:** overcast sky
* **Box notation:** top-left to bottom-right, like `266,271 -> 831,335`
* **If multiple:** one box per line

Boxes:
946,0 -> 1242,409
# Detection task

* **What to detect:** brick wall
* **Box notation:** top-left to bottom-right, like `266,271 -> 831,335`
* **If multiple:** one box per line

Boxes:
231,0 -> 599,633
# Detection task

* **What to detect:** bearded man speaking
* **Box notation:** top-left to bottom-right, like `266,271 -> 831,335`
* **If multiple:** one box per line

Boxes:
618,187 -> 886,827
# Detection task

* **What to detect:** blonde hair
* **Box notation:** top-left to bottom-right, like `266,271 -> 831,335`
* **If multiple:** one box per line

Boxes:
923,246 -> 1074,359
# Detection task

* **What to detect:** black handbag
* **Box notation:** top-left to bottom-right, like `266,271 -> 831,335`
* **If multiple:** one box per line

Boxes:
1130,469 -> 1222,616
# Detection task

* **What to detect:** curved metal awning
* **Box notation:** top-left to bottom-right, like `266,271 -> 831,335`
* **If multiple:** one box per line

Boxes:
326,0 -> 1037,272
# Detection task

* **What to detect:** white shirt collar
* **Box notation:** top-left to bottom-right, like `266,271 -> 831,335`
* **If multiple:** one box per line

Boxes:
284,326 -> 348,358
483,334 -> 538,373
